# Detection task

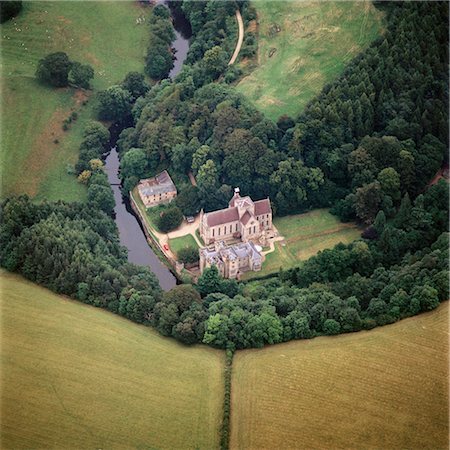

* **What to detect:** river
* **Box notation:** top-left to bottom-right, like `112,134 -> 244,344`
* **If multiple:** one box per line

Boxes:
103,2 -> 191,291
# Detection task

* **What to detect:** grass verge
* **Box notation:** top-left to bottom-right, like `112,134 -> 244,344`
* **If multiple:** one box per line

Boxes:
230,302 -> 449,449
1,270 -> 224,449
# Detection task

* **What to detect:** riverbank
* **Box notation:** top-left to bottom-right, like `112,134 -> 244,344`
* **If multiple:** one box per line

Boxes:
101,0 -> 192,290
130,189 -> 201,281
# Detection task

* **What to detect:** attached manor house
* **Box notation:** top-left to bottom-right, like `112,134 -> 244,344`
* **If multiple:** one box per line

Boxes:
199,188 -> 274,279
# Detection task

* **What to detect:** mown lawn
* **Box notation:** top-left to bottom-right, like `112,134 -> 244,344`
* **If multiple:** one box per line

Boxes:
231,302 -> 449,449
1,1 -> 151,202
169,234 -> 199,258
242,209 -> 361,280
1,271 -> 225,449
236,1 -> 384,121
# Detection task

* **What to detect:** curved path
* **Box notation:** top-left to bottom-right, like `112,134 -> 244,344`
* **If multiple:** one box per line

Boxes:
228,9 -> 244,65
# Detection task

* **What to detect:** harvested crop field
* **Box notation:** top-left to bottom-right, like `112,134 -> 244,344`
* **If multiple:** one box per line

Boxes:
0,271 -> 225,449
230,302 -> 449,449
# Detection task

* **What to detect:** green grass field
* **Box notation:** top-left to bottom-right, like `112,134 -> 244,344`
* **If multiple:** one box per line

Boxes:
230,302 -> 449,449
1,1 -> 151,202
0,271 -> 225,449
169,234 -> 199,258
243,209 -> 361,280
236,1 -> 384,121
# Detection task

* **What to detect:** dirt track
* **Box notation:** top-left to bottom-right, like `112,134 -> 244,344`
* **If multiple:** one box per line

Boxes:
228,10 -> 244,65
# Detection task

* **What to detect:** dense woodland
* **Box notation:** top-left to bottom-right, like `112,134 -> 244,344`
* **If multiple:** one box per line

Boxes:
1,1 -> 448,349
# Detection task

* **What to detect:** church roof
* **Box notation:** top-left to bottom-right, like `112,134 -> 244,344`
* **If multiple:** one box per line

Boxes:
205,207 -> 239,227
254,198 -> 271,216
240,211 -> 252,226
205,191 -> 271,227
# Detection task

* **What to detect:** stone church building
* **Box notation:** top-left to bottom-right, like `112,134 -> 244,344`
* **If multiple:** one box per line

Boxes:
198,188 -> 273,279
199,188 -> 272,245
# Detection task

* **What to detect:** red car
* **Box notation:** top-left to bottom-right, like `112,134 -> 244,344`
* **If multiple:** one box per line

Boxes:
163,244 -> 169,251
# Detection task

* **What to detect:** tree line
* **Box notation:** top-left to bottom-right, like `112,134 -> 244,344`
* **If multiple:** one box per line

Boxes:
1,180 -> 447,349
0,196 -> 162,323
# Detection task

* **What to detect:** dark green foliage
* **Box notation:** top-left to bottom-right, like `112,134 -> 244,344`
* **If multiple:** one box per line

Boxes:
323,319 -> 341,335
97,86 -> 132,121
145,5 -> 176,80
120,148 -> 148,185
75,121 -> 110,174
153,284 -> 203,340
0,1 -> 22,23
121,71 -> 149,100
69,62 -> 94,89
287,2 -> 448,222
174,185 -> 201,216
87,184 -> 115,215
156,206 -> 183,232
220,350 -> 233,450
36,52 -> 72,87
36,52 -> 94,89
0,196 -> 161,315
197,265 -> 222,297
182,1 -> 236,66
177,246 -> 199,265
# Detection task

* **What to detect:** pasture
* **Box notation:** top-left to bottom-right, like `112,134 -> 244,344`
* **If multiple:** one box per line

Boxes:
242,209 -> 361,279
236,1 -> 384,121
1,1 -> 151,201
230,302 -> 449,450
0,271 -> 225,449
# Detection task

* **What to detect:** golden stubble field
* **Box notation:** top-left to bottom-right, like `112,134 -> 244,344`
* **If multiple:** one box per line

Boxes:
230,302 -> 449,450
0,271 -> 224,449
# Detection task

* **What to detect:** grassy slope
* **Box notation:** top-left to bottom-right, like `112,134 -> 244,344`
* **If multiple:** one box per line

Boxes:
231,302 -> 449,450
1,1 -> 150,202
236,1 -> 384,121
0,271 -> 224,449
243,209 -> 361,280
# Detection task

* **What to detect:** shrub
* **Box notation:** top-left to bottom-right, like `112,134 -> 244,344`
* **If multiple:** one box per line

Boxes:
36,52 -> 71,87
177,246 -> 199,265
156,206 -> 183,233
0,1 -> 22,23
323,319 -> 341,335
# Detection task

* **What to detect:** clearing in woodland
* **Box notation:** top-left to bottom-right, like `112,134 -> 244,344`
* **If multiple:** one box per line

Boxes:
1,1 -> 151,202
236,1 -> 384,121
230,302 -> 449,449
0,271 -> 224,449
242,209 -> 361,280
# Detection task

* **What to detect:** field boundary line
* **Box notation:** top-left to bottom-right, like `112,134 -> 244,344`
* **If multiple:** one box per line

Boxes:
220,349 -> 234,450
285,223 -> 358,245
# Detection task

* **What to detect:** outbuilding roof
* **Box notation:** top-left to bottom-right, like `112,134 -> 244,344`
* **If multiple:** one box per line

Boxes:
138,170 -> 177,197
